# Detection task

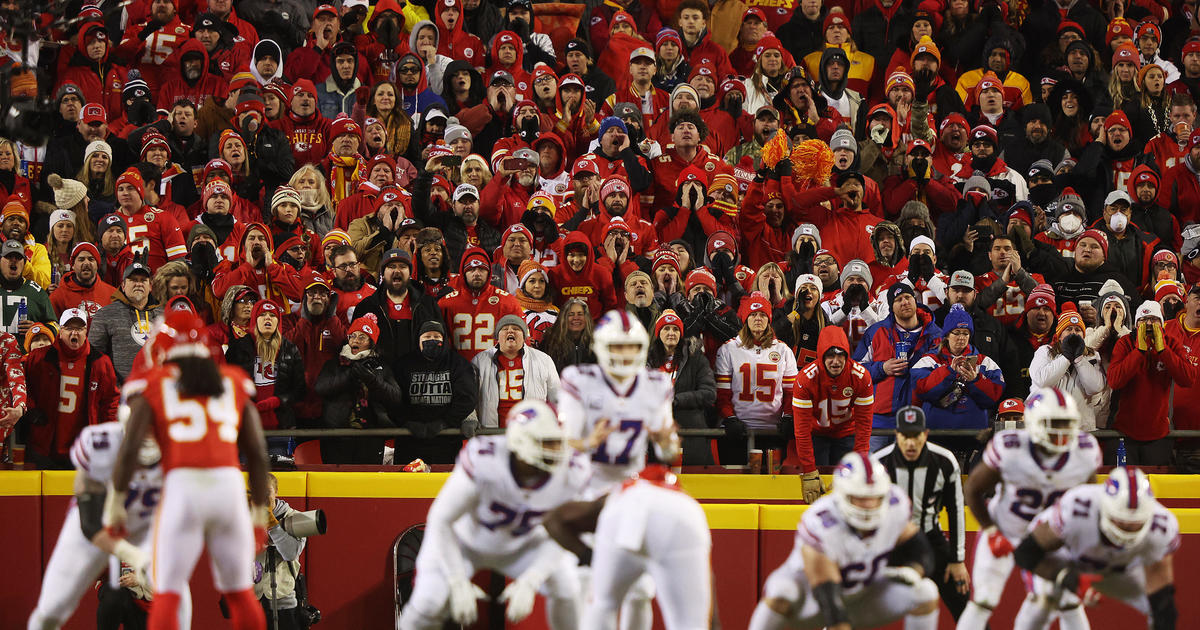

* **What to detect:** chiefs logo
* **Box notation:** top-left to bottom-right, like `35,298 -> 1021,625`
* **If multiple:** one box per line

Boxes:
489,296 -> 499,305
769,351 -> 780,362
295,141 -> 311,152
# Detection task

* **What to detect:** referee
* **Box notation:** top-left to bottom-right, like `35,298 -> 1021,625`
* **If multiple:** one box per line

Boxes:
873,405 -> 970,620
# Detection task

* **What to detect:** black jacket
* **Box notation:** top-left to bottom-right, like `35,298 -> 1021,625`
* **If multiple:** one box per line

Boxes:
314,351 -> 403,429
649,338 -> 716,466
409,172 -> 502,268
225,335 -> 305,429
394,346 -> 478,438
353,286 -> 442,364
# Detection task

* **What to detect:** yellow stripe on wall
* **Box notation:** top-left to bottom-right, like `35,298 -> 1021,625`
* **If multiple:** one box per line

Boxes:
0,471 -> 40,496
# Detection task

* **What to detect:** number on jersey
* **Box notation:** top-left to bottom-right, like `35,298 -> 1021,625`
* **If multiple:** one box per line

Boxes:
164,379 -> 240,443
592,419 -> 643,465
452,313 -> 496,351
738,363 -> 777,402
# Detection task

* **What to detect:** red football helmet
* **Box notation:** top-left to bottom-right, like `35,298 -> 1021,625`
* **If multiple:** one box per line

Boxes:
150,310 -> 213,363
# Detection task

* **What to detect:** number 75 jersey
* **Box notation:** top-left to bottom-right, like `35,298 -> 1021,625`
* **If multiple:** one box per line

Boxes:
125,364 -> 256,471
559,365 -> 674,493
984,429 -> 1101,540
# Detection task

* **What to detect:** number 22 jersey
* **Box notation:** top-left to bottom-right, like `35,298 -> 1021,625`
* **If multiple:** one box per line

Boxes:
984,429 -> 1100,541
125,364 -> 256,471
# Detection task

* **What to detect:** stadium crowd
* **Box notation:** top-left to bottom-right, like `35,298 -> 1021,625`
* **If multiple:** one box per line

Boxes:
2,0 -> 1200,472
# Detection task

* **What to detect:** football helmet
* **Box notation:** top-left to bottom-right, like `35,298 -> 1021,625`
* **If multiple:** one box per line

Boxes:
506,400 -> 567,473
150,310 -> 213,363
593,309 -> 649,379
1024,387 -> 1081,454
1100,467 -> 1156,547
117,408 -> 161,467
832,452 -> 891,531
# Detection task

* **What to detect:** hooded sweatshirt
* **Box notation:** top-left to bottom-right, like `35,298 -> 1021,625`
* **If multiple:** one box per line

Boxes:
250,39 -> 284,85
395,52 -> 448,117
434,0 -> 484,65
791,326 -> 874,471
50,271 -> 116,318
436,246 -> 523,361
157,38 -> 230,111
546,232 -> 618,316
57,23 -> 127,117
211,222 -> 305,308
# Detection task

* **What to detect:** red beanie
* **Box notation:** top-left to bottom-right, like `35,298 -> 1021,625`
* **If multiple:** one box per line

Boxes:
738,291 -> 771,321
348,312 -> 381,345
654,308 -> 683,338
115,167 -> 145,199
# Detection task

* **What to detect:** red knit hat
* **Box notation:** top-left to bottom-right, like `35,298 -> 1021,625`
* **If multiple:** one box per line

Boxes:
1112,43 -> 1140,68
1027,283 -> 1057,312
329,115 -> 362,142
738,291 -> 771,321
70,241 -> 101,262
1080,229 -> 1109,258
115,168 -> 145,199
685,267 -> 717,294
822,12 -> 849,35
251,299 -> 282,332
504,223 -> 534,246
652,249 -> 682,276
1107,19 -> 1135,47
348,312 -> 381,345
654,308 -> 683,338
1104,110 -> 1132,132
676,165 -> 707,188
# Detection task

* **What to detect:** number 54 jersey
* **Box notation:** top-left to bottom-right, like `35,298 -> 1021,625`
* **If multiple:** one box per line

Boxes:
984,430 -> 1101,541
453,435 -> 591,557
558,365 -> 674,494
126,364 -> 256,471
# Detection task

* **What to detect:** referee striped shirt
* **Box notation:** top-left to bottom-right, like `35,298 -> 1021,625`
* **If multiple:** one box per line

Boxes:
873,441 -> 965,562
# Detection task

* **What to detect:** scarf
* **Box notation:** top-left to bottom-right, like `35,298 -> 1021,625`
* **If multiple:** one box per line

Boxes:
340,344 -> 374,428
517,288 -> 551,313
328,155 -> 364,204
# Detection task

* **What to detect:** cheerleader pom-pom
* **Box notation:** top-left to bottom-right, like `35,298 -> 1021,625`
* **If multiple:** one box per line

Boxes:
760,129 -> 790,169
791,139 -> 834,183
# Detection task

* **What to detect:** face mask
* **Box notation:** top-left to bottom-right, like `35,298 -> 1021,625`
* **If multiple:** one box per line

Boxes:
127,99 -> 155,126
1029,185 -> 1056,207
972,153 -> 997,173
421,339 -> 444,359
298,189 -> 320,207
1109,212 -> 1128,233
870,124 -> 889,145
910,157 -> 929,179
1058,213 -> 1082,234
1164,300 -> 1185,319
966,190 -> 989,206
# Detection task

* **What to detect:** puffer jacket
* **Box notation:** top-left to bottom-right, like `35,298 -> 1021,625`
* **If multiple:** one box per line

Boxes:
314,346 -> 402,429
472,344 -> 560,428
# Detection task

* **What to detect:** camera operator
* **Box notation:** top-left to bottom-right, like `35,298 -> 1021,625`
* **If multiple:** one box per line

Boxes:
254,474 -> 308,630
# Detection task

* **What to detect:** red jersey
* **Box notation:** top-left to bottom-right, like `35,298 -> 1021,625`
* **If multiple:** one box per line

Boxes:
790,327 -> 873,471
130,363 -> 255,471
120,205 -> 188,271
438,285 -> 523,361
495,353 -> 524,426
975,271 -> 1046,328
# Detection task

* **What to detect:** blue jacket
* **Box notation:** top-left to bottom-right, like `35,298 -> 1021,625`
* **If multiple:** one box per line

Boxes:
911,345 -> 1005,430
854,309 -> 942,428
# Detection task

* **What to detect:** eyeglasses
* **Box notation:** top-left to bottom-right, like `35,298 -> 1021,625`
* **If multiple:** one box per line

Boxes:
534,75 -> 556,84
333,261 -> 358,271
398,66 -> 420,75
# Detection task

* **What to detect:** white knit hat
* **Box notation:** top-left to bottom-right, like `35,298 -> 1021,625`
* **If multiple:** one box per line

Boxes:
46,174 -> 88,210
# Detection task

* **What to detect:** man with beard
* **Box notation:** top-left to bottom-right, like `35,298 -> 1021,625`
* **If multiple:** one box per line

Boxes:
111,168 -> 188,272
88,262 -> 162,380
931,112 -> 972,182
956,35 -> 1031,111
348,185 -> 412,272
117,0 -> 191,92
1005,283 -> 1056,398
589,116 -> 654,198
649,111 -> 728,215
725,105 -> 780,167
284,273 -> 346,427
966,124 -> 1028,204
1067,110 -> 1141,212
1128,165 -> 1179,250
354,248 -> 442,362
412,180 -> 501,268
580,176 -> 657,258
156,38 -> 230,113
561,39 -> 614,107
815,46 -> 861,125
932,270 -> 1014,391
325,244 -> 373,321
0,201 -> 49,289
40,103 -> 133,195
1001,104 -> 1069,176
438,247 -> 523,361
1048,229 -> 1138,324
480,147 -> 539,230
51,243 -> 116,317
0,240 -> 54,338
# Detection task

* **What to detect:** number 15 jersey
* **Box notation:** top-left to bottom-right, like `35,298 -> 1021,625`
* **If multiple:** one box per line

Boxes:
983,429 -> 1100,540
125,364 -> 256,471
559,365 -> 674,494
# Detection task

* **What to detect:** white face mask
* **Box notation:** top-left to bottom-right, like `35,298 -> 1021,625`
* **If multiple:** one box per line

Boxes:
1058,213 -> 1082,234
1109,212 -> 1129,233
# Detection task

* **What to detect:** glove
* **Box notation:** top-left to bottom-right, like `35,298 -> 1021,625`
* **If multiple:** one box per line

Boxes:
251,504 -> 271,553
882,566 -> 923,585
112,539 -> 151,590
722,416 -> 747,441
1060,334 -> 1085,362
138,19 -> 165,39
801,470 -> 824,504
708,203 -> 725,218
843,283 -> 868,312
777,415 -> 794,442
498,574 -> 542,622
102,484 -> 128,537
775,158 -> 793,179
256,396 -> 281,412
461,416 -> 480,439
1055,567 -> 1102,599
448,576 -> 488,625
984,526 -> 1013,557
1152,323 -> 1166,353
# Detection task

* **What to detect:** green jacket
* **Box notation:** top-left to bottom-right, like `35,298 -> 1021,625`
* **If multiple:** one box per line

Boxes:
0,280 -> 55,336
724,138 -> 766,169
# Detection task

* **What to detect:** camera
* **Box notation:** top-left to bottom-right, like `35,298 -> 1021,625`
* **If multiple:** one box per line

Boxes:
282,509 -> 328,537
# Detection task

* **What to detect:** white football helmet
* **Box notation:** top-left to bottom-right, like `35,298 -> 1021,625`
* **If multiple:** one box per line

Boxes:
1100,467 -> 1156,547
505,400 -> 567,473
593,310 -> 649,379
832,452 -> 892,531
1024,387 -> 1081,454
117,407 -> 162,467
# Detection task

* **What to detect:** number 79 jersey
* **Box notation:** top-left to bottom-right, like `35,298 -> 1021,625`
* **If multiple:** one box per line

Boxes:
1036,484 -> 1180,573
983,429 -> 1101,540
125,364 -> 256,471
69,422 -> 163,536
558,365 -> 674,493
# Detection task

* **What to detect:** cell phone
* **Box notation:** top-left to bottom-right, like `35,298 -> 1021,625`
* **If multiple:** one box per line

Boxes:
975,224 -> 994,241
501,157 -> 527,171
441,155 -> 462,167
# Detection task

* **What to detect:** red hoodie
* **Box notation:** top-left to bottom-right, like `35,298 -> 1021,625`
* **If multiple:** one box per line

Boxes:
486,31 -> 533,96
271,108 -> 331,170
156,38 -> 230,111
434,0 -> 484,64
546,231 -> 618,316
791,326 -> 874,471
57,23 -> 126,118
1109,320 -> 1198,441
212,222 -> 305,308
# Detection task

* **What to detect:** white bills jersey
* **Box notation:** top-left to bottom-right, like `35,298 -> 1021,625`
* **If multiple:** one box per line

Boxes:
715,338 -> 799,429
68,422 -> 162,536
452,435 -> 591,556
983,429 -> 1100,541
790,487 -> 913,594
1036,484 -> 1181,573
559,365 -> 674,492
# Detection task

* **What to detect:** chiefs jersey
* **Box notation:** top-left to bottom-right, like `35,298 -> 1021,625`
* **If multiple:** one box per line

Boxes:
983,429 -> 1101,541
715,338 -> 798,429
1036,483 -> 1180,573
559,365 -> 674,494
976,271 -> 1046,328
120,207 -> 187,271
450,435 -> 590,556
126,364 -> 255,472
69,422 -> 163,536
438,286 -> 523,361
790,487 -> 913,595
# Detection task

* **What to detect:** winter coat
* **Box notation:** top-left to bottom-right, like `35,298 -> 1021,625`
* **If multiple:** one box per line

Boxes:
394,345 -> 478,437
912,344 -> 1005,429
1029,343 -> 1107,431
472,345 -> 561,428
854,309 -> 943,427
546,231 -> 619,316
225,333 -> 306,429
282,295 -> 347,423
57,23 -> 127,118
649,337 -> 716,466
22,342 -> 119,462
792,326 -> 874,471
50,273 -> 115,320
1108,327 -> 1197,441
212,223 -> 306,309
156,39 -> 230,112
314,348 -> 403,429
408,174 -> 501,269
352,285 -> 442,363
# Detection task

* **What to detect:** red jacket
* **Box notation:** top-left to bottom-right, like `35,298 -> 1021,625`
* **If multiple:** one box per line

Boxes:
336,182 -> 383,231
212,222 -> 305,308
791,327 -> 873,471
270,110 -> 331,171
1158,157 -> 1200,225
579,211 -> 658,258
1168,317 -> 1200,437
283,306 -> 347,420
156,38 -> 230,110
57,23 -> 126,119
880,176 -> 960,219
649,145 -> 730,215
50,273 -> 116,319
1108,324 -> 1197,441
480,173 -> 536,230
433,0 -> 484,64
546,231 -> 618,316
784,180 -> 880,267
24,341 -> 119,461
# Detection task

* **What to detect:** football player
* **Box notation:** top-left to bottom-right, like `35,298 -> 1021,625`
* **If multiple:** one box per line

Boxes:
558,309 -> 680,630
27,420 -> 184,629
748,452 -> 941,630
957,387 -> 1101,630
398,400 -> 589,630
544,464 -> 713,630
107,311 -> 271,630
1012,467 -> 1179,630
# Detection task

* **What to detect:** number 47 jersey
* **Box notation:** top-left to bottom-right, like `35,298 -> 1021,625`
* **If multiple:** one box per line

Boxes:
984,429 -> 1101,541
125,364 -> 256,471
559,365 -> 674,494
